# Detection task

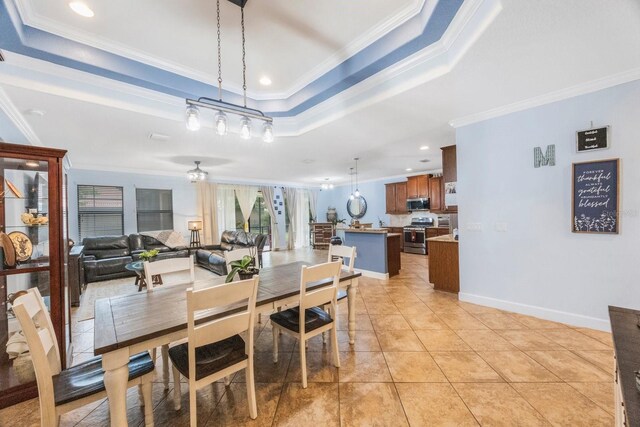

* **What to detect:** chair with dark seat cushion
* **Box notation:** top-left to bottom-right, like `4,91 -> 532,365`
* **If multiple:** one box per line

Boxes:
13,288 -> 155,427
271,261 -> 342,388
168,276 -> 260,426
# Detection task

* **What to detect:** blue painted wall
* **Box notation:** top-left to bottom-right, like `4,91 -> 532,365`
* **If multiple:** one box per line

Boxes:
343,232 -> 387,274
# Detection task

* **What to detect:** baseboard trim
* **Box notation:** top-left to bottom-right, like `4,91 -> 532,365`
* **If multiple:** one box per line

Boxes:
458,292 -> 610,332
355,269 -> 389,280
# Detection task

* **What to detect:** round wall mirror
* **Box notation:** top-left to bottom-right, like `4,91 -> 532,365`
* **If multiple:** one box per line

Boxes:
347,196 -> 367,219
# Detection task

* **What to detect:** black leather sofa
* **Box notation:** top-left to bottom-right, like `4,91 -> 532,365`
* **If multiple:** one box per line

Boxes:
196,230 -> 267,276
82,234 -> 189,283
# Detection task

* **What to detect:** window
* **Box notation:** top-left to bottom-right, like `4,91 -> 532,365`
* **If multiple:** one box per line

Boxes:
78,185 -> 124,241
234,192 -> 272,249
136,188 -> 173,232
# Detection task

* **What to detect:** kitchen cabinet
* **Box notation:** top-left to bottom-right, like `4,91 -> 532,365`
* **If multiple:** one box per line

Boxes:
406,175 -> 429,199
385,183 -> 408,214
427,235 -> 459,293
311,223 -> 334,249
429,176 -> 443,212
441,145 -> 457,213
383,227 -> 404,252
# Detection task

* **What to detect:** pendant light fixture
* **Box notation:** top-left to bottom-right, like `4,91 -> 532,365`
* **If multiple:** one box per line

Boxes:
349,167 -> 355,200
353,157 -> 361,198
185,0 -> 274,142
187,161 -> 208,182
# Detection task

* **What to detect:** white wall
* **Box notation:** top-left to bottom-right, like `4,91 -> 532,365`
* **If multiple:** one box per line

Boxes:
456,80 -> 640,331
68,169 -> 198,243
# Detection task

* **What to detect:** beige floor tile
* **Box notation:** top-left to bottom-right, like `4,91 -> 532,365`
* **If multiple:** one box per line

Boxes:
526,351 -> 612,382
337,330 -> 381,352
436,312 -> 488,330
285,352 -> 339,383
475,313 -> 528,330
363,300 -> 400,315
272,383 -> 339,427
396,383 -> 479,426
431,352 -> 503,383
497,329 -> 565,351
383,352 -> 448,382
453,383 -> 549,426
338,351 -> 392,383
458,302 -> 506,315
376,329 -> 426,352
233,352 -> 292,383
512,314 -> 569,330
573,350 -> 614,373
477,351 -> 559,382
254,328 -> 296,353
573,328 -> 613,347
541,329 -> 611,351
339,383 -> 408,427
455,329 -> 517,351
336,313 -> 374,331
414,329 -> 472,351
567,382 -> 615,415
395,301 -> 433,316
369,314 -> 412,330
403,312 -> 449,330
206,382 -> 282,427
513,383 -> 613,426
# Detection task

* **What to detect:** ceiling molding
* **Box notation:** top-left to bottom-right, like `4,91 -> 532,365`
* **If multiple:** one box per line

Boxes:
13,0 -> 424,101
449,67 -> 640,128
0,87 -> 43,146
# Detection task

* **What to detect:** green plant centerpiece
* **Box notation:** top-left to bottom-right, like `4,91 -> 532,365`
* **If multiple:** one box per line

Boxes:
225,247 -> 259,282
139,249 -> 160,262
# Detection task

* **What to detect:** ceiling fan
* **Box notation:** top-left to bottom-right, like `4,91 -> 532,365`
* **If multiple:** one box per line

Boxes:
226,0 -> 249,7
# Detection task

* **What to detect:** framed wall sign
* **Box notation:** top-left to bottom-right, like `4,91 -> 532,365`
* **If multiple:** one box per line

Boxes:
572,158 -> 619,234
576,126 -> 609,152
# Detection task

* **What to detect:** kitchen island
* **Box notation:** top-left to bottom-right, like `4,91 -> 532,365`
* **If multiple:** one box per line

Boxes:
427,234 -> 459,293
343,229 -> 401,279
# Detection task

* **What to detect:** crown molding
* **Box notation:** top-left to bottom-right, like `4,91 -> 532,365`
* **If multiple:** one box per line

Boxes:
449,67 -> 640,128
0,87 -> 43,146
13,0 -> 424,101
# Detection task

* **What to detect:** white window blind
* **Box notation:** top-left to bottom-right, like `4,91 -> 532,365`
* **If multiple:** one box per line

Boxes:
136,188 -> 173,232
78,185 -> 124,241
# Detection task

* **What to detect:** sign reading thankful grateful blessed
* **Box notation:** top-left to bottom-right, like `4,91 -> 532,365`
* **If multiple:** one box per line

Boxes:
576,126 -> 609,152
572,158 -> 619,234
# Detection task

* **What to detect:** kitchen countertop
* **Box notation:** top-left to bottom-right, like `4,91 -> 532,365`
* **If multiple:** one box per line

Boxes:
343,228 -> 389,234
387,233 -> 401,237
426,234 -> 458,243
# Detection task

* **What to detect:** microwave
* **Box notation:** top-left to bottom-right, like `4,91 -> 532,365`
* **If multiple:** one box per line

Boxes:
406,198 -> 430,211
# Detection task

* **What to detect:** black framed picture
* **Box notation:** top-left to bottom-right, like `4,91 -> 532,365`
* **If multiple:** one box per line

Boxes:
572,158 -> 619,234
576,126 -> 609,152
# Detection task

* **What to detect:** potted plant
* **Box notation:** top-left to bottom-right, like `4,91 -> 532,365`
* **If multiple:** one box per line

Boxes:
226,255 -> 259,282
139,249 -> 160,262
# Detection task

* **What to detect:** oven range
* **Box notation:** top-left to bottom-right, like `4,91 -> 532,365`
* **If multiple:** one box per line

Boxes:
403,217 -> 434,255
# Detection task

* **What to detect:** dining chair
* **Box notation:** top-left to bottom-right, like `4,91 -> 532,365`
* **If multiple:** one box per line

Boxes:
169,275 -> 260,426
144,255 -> 195,390
13,288 -> 155,427
271,261 -> 341,388
322,245 -> 357,342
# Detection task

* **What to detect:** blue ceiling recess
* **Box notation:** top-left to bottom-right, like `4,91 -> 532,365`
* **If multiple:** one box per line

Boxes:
0,0 -> 464,117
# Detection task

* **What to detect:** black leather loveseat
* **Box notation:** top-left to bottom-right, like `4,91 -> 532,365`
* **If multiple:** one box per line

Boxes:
82,234 -> 189,283
196,230 -> 267,276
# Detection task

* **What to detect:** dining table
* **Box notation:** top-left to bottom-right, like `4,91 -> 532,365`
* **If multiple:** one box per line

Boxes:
93,260 -> 361,426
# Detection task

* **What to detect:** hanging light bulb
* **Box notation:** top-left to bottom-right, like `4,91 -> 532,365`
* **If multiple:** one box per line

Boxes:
262,121 -> 274,143
353,157 -> 362,198
354,189 -> 360,198
240,116 -> 252,139
185,105 -> 201,131
186,161 -> 208,182
214,111 -> 228,135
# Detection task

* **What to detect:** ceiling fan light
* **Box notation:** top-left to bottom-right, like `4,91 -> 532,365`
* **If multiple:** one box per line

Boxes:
240,116 -> 252,140
214,110 -> 228,135
185,105 -> 201,131
262,121 -> 274,143
187,161 -> 208,182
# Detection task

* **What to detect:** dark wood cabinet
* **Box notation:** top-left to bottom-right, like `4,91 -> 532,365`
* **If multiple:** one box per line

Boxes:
441,145 -> 457,212
429,176 -> 443,212
311,223 -> 334,249
385,183 -> 408,214
406,175 -> 429,199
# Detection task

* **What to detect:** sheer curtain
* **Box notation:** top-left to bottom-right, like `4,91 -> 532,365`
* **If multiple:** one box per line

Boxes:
308,188 -> 319,222
196,181 -> 219,245
234,185 -> 259,231
283,187 -> 297,250
260,186 -> 279,250
216,185 -> 237,237
295,188 -> 310,248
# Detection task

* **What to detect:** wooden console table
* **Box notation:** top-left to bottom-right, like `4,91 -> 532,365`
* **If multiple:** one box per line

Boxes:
609,306 -> 640,427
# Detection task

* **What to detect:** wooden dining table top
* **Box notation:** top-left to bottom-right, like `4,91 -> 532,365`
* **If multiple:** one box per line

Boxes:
94,261 -> 361,355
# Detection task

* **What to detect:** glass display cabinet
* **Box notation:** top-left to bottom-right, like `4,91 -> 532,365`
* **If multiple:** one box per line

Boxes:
0,143 -> 69,408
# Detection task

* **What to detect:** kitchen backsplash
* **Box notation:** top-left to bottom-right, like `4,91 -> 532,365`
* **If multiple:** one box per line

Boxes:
386,212 -> 439,227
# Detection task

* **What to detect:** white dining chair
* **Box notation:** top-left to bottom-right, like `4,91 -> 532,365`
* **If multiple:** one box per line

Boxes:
323,244 -> 357,342
169,275 -> 260,426
144,255 -> 195,389
271,261 -> 341,388
13,288 -> 155,427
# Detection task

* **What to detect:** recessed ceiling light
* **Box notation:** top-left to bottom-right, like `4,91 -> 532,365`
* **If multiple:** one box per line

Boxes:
259,76 -> 272,86
23,109 -> 45,117
69,2 -> 94,18
419,145 -> 429,150
406,168 -> 413,172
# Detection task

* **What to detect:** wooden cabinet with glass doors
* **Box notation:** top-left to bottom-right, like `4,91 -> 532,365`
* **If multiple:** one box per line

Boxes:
0,143 -> 69,409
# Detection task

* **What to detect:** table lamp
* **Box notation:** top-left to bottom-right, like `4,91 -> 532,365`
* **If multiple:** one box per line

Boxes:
188,221 -> 203,247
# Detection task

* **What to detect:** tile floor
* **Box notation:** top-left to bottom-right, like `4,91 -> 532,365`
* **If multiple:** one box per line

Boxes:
0,250 -> 615,426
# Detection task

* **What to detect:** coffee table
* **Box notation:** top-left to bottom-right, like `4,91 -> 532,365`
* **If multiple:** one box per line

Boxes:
124,261 -> 163,292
